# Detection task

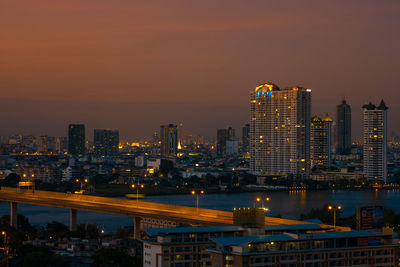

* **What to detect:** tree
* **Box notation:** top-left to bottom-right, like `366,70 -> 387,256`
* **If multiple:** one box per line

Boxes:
86,224 -> 100,239
205,174 -> 217,185
73,224 -> 100,239
46,221 -> 70,239
91,247 -> 140,267
159,160 -> 174,176
12,245 -> 68,267
0,214 -> 36,251
300,204 -> 341,225
1,173 -> 20,187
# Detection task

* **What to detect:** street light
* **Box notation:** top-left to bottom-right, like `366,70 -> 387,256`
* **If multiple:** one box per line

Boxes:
1,231 -> 7,255
191,190 -> 204,212
328,205 -> 342,228
131,183 -> 144,205
75,178 -> 88,193
255,196 -> 270,208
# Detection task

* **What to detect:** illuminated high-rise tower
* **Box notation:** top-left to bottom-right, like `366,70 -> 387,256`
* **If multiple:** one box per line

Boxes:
363,100 -> 388,182
216,127 -> 236,156
310,114 -> 332,169
94,129 -> 119,157
336,99 -> 352,154
68,124 -> 85,156
250,83 -> 311,178
160,124 -> 178,156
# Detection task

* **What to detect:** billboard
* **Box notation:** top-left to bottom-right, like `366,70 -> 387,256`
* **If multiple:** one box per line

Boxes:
356,205 -> 383,230
233,208 -> 265,227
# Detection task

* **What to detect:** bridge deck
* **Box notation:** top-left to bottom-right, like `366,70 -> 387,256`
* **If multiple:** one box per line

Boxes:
0,187 -> 348,230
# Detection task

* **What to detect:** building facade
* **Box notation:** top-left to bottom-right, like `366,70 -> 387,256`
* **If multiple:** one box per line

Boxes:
93,129 -> 119,157
250,83 -> 311,178
226,138 -> 239,156
160,124 -> 178,156
242,124 -> 250,154
55,137 -> 68,154
68,124 -> 85,156
310,114 -> 332,169
363,100 -> 388,182
142,226 -> 245,267
209,230 -> 399,267
217,129 -> 228,156
142,224 -> 398,267
37,135 -> 49,153
336,99 -> 352,155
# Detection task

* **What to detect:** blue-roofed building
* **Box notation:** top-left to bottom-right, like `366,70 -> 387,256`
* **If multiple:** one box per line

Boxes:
208,230 -> 399,267
141,225 -> 368,267
141,226 -> 245,267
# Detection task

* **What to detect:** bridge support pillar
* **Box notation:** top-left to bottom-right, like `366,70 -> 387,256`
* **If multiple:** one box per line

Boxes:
10,202 -> 17,228
133,217 -> 141,239
70,209 -> 77,232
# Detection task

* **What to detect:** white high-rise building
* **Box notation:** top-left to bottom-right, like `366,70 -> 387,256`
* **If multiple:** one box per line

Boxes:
250,83 -> 311,178
363,100 -> 388,182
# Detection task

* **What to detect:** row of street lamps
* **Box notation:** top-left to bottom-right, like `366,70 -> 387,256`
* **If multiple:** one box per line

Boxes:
72,179 -> 342,228
124,184 -> 342,228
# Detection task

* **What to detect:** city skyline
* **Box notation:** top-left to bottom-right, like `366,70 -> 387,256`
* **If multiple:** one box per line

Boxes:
0,93 -> 396,142
1,1 -> 399,139
2,2 -> 400,265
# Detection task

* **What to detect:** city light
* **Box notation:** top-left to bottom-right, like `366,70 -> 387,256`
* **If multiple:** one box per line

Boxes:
132,183 -> 144,205
328,205 -> 342,228
191,190 -> 204,212
0,2 -> 397,265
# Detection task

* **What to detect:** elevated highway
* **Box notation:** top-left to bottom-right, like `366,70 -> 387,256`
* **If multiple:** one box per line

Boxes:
0,187 -> 347,238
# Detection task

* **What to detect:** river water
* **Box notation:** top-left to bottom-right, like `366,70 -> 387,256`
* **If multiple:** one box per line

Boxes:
1,189 -> 399,232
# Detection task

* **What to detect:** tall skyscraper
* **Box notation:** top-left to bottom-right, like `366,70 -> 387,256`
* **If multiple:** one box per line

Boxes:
363,100 -> 388,182
226,137 -> 239,156
55,137 -> 68,154
227,127 -> 235,140
242,124 -> 250,153
68,124 -> 85,156
310,114 -> 332,169
160,124 -> 178,156
153,131 -> 159,146
217,127 -> 236,156
250,83 -> 311,178
217,129 -> 228,156
38,135 -> 49,153
336,99 -> 352,154
94,129 -> 119,157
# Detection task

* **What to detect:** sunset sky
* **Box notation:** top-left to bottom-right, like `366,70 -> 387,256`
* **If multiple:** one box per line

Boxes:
1,1 -> 399,140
